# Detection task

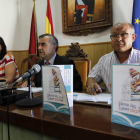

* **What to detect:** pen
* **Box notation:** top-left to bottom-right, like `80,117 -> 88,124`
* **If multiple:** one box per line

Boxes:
93,87 -> 102,91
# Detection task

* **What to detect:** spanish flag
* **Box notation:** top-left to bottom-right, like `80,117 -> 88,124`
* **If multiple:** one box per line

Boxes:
29,1 -> 38,55
45,0 -> 54,35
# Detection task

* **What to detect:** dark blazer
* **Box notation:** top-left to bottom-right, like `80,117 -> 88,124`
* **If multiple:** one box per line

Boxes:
33,54 -> 83,91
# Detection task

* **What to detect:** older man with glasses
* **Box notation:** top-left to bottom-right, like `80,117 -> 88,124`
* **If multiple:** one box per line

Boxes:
86,22 -> 138,95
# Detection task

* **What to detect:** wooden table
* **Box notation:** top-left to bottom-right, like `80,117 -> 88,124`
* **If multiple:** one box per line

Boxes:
0,90 -> 140,140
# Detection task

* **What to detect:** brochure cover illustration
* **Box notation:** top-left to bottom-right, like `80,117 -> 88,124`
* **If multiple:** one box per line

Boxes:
111,64 -> 140,130
54,65 -> 73,107
42,65 -> 73,115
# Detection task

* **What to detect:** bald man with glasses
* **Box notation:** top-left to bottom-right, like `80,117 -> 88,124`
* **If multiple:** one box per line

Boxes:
86,22 -> 138,95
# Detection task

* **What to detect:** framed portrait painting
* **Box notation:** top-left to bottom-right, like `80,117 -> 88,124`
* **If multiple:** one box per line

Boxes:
62,0 -> 112,36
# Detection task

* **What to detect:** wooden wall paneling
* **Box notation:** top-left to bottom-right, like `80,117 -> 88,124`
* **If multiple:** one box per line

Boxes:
19,51 -> 29,76
81,44 -> 95,69
107,43 -> 113,53
57,46 -> 69,56
94,44 -> 108,66
7,42 -> 112,78
58,42 -> 112,69
57,48 -> 61,55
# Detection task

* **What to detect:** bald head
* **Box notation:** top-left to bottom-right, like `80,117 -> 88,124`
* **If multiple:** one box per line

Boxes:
110,22 -> 135,34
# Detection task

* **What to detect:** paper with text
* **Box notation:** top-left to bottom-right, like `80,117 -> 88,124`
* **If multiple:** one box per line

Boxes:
111,64 -> 140,130
17,87 -> 42,93
42,65 -> 73,115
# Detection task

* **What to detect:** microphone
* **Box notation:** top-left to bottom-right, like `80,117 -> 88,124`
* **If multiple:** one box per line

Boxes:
12,64 -> 41,86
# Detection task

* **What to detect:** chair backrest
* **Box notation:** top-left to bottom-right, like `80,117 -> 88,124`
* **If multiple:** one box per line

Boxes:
64,42 -> 91,91
21,54 -> 42,76
70,57 -> 91,91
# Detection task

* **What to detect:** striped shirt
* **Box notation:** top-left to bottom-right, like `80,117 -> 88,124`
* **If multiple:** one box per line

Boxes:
0,53 -> 19,82
88,48 -> 140,92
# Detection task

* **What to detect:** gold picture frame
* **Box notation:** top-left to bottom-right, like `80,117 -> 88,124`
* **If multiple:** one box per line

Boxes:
62,0 -> 112,36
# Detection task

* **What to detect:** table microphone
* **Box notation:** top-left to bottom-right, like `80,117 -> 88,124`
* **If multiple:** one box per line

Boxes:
12,64 -> 41,87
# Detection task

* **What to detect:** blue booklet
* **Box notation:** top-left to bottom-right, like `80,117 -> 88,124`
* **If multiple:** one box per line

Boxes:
42,65 -> 73,115
111,64 -> 140,130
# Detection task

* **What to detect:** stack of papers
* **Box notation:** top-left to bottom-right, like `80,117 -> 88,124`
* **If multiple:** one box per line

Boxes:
73,92 -> 111,104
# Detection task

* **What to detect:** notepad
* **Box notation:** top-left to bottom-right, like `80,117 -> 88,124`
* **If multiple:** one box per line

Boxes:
17,87 -> 42,93
73,92 -> 111,104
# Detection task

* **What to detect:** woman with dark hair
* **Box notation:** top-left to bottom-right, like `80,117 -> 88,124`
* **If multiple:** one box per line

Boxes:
0,37 -> 19,85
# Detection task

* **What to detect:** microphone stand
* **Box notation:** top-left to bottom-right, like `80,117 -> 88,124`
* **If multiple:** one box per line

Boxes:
28,77 -> 32,100
15,75 -> 42,108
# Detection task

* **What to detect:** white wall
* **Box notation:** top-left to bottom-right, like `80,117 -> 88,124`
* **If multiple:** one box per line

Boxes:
0,0 -> 134,50
0,0 -> 20,50
19,0 -> 32,51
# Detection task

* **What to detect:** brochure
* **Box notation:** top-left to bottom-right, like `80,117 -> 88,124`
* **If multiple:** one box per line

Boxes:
111,64 -> 140,130
42,65 -> 73,115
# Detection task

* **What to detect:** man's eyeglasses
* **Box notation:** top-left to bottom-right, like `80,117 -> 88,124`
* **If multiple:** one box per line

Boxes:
38,43 -> 56,46
110,33 -> 133,39
38,43 -> 47,47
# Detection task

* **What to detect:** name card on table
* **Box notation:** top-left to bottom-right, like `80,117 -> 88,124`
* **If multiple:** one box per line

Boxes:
42,65 -> 73,115
111,64 -> 140,130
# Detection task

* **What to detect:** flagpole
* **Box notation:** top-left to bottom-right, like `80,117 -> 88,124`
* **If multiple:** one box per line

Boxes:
32,0 -> 38,55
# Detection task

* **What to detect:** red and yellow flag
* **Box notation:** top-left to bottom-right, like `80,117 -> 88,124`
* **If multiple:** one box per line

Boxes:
45,0 -> 54,35
29,1 -> 38,55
